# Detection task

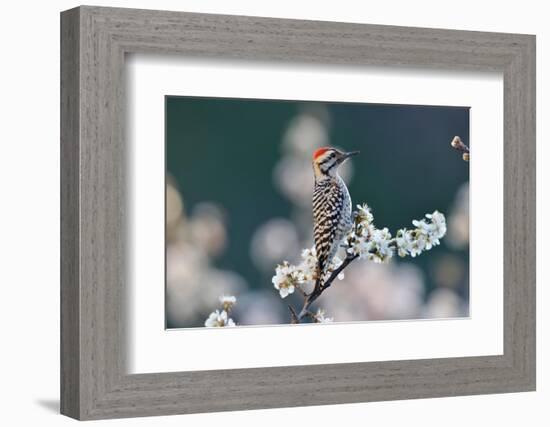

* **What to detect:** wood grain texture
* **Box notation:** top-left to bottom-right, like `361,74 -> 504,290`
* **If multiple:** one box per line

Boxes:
60,5 -> 536,420
60,7 -> 80,419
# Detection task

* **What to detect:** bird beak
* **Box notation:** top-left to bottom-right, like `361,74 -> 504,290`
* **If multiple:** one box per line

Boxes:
343,150 -> 360,159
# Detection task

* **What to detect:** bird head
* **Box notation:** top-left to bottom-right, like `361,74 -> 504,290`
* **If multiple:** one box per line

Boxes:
312,147 -> 360,179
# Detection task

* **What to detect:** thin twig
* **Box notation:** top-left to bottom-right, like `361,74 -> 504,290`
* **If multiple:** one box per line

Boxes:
288,305 -> 299,324
294,284 -> 309,298
450,136 -> 470,161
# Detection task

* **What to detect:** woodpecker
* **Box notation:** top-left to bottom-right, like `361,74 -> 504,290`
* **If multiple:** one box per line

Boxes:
312,147 -> 359,289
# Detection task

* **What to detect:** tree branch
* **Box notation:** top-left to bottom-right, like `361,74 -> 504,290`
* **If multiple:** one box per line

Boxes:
451,136 -> 470,161
297,253 -> 358,320
281,207 -> 445,324
288,305 -> 299,324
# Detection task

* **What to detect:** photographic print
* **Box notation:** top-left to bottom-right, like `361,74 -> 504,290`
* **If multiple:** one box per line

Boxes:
165,97 -> 470,329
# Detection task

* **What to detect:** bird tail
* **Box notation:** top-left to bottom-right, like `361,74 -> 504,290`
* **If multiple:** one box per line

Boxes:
313,264 -> 324,295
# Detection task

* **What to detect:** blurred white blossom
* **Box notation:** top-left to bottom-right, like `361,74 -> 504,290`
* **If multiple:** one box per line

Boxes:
314,309 -> 334,323
165,184 -> 247,328
274,110 -> 352,208
324,262 -> 425,321
166,178 -> 185,239
447,183 -> 469,249
250,219 -> 301,271
188,203 -> 227,257
282,113 -> 329,156
273,157 -> 315,208
233,291 -> 284,325
423,288 -> 467,319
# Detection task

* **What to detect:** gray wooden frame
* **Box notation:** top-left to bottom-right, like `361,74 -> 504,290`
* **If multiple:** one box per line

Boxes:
60,5 -> 536,420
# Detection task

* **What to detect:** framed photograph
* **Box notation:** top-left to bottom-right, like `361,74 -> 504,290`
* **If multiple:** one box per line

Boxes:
61,6 -> 536,420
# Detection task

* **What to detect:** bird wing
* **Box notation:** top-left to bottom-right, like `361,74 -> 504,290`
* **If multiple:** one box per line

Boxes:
313,181 -> 343,278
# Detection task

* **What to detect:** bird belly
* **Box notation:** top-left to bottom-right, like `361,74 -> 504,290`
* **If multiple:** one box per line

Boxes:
327,187 -> 352,265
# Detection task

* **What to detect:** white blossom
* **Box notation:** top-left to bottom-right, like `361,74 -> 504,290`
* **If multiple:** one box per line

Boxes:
356,203 -> 374,227
395,228 -> 410,257
347,232 -> 371,259
396,211 -> 447,258
409,232 -> 427,257
272,261 -> 304,298
370,227 -> 394,262
219,295 -> 237,311
347,225 -> 393,263
314,308 -> 334,323
427,210 -> 447,239
295,246 -> 345,282
204,309 -> 236,327
298,247 -> 318,281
